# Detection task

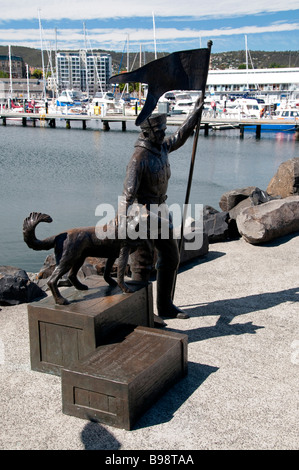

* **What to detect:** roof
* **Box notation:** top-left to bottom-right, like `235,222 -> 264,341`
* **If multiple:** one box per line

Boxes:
207,68 -> 299,86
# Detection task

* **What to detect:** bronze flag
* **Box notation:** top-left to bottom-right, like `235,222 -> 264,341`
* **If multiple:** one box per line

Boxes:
109,42 -> 212,125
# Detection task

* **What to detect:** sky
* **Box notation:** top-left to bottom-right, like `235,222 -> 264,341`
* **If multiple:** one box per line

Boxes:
0,1 -> 299,56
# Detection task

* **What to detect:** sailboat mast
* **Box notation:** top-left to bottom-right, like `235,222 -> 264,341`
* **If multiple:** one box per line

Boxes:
126,34 -> 129,94
26,64 -> 30,100
38,9 -> 46,100
245,34 -> 249,90
152,12 -> 157,59
139,44 -> 142,102
83,22 -> 89,99
8,45 -> 13,99
55,28 -> 59,98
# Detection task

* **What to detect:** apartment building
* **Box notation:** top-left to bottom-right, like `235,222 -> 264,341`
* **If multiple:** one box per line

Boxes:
0,55 -> 26,79
56,50 -> 112,95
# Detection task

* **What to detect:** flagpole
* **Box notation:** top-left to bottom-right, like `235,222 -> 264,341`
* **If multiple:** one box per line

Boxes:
178,96 -> 204,250
171,40 -> 212,300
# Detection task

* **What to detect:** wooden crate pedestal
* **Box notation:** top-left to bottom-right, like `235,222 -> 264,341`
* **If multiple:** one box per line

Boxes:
28,277 -> 154,376
61,326 -> 188,430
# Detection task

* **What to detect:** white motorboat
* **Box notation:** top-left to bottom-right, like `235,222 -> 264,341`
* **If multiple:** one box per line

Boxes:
89,92 -> 123,115
274,106 -> 299,120
172,99 -> 194,115
56,90 -> 85,107
221,98 -> 264,119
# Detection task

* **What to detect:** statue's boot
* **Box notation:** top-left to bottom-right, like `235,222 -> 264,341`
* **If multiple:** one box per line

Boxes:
130,268 -> 166,328
156,269 -> 189,319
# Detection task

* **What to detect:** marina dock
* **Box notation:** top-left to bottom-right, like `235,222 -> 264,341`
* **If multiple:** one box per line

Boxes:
1,110 -> 298,138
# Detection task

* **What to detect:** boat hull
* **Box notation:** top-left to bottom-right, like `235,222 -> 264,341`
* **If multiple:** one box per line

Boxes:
245,124 -> 296,132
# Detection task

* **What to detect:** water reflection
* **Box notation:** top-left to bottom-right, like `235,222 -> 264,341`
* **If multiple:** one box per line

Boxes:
0,122 -> 297,272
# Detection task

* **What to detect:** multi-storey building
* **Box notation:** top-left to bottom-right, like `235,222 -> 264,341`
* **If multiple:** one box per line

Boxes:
0,55 -> 26,79
206,67 -> 299,100
56,50 -> 112,95
0,78 -> 43,102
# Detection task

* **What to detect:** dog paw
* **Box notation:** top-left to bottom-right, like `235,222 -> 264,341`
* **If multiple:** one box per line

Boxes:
120,284 -> 134,294
56,297 -> 70,305
105,277 -> 118,288
68,277 -> 89,291
75,283 -> 89,291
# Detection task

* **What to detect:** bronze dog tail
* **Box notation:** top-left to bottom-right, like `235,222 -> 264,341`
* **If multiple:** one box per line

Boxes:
23,212 -> 55,251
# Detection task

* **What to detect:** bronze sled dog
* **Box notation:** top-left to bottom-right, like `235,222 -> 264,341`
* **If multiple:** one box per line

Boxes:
23,212 -> 147,305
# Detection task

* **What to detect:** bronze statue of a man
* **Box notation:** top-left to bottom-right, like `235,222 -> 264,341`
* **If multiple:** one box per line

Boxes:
121,98 -> 202,319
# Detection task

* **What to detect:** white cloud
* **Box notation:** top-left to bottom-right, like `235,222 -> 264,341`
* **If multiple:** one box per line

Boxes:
203,22 -> 299,37
0,1 -> 299,21
1,21 -> 298,49
0,1 -> 298,52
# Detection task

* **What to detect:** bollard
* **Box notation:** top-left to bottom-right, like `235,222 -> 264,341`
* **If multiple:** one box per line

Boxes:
240,124 -> 244,139
256,125 -> 261,139
103,121 -> 110,131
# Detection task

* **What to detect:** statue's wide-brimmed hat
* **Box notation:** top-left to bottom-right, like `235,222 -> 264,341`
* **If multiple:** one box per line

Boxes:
140,113 -> 167,130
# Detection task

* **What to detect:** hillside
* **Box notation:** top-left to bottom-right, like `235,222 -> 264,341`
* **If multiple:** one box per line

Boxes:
0,45 -> 165,72
0,46 -> 45,68
211,50 -> 299,69
1,45 -> 298,71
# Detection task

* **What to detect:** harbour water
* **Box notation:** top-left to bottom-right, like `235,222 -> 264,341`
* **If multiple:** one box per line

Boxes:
0,119 -> 298,273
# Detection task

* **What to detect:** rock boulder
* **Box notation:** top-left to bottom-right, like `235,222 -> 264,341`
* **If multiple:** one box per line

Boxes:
219,186 -> 257,212
236,196 -> 299,244
203,206 -> 231,242
267,157 -> 299,198
0,266 -> 47,306
176,229 -> 209,264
